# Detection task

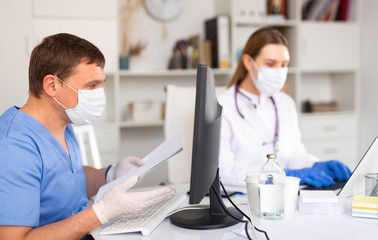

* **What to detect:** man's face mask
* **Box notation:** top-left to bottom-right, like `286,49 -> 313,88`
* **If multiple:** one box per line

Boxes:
249,57 -> 288,96
53,77 -> 106,126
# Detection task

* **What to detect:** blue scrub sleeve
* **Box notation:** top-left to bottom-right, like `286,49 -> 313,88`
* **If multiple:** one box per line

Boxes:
0,137 -> 42,226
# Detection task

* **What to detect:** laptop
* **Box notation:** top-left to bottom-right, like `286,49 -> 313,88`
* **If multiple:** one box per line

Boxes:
302,136 -> 378,201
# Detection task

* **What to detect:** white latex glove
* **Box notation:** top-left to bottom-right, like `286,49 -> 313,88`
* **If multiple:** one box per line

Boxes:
92,175 -> 175,224
107,156 -> 145,182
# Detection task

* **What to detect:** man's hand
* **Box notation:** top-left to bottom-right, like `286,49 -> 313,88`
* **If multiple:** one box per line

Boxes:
106,156 -> 145,182
92,176 -> 175,224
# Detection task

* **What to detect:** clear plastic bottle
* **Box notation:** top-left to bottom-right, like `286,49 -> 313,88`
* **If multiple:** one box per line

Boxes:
258,153 -> 286,220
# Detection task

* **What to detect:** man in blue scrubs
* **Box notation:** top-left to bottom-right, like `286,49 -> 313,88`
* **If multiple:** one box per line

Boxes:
0,33 -> 175,239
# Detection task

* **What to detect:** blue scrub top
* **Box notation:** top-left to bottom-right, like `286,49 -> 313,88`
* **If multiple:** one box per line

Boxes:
0,106 -> 88,227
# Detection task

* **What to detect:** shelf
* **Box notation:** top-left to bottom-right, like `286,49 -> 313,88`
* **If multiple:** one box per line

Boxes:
300,111 -> 357,118
119,68 -> 233,77
119,66 -> 295,77
93,121 -> 117,126
300,69 -> 358,74
119,120 -> 164,128
301,21 -> 359,26
235,19 -> 297,27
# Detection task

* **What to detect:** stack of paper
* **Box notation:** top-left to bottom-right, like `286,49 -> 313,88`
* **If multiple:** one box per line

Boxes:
352,195 -> 378,219
95,133 -> 183,203
298,190 -> 346,216
300,190 -> 338,203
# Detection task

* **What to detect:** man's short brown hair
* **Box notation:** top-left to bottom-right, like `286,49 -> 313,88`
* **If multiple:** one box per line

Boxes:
28,33 -> 105,97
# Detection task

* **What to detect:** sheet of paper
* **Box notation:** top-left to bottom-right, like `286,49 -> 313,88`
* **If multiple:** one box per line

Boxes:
95,134 -> 183,202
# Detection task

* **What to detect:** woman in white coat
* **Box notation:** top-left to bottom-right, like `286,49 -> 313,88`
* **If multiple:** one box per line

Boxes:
218,27 -> 351,187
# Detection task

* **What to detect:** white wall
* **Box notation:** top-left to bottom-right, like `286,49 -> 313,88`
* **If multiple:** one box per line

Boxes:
0,0 -> 31,114
359,0 -> 378,155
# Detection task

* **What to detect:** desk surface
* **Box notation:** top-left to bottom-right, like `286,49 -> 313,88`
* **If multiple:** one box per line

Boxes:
91,184 -> 378,240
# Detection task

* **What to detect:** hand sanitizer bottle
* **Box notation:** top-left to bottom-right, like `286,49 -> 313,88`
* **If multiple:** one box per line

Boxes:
258,153 -> 286,220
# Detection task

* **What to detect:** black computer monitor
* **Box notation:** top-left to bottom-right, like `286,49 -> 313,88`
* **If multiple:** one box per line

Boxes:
170,64 -> 242,229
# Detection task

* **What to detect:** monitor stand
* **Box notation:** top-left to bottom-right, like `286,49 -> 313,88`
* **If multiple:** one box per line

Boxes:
170,171 -> 243,229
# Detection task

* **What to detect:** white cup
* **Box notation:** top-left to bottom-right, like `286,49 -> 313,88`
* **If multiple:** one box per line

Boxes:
284,176 -> 300,215
245,174 -> 260,213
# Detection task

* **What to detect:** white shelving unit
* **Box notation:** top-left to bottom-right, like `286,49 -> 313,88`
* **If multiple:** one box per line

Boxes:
115,68 -> 231,186
117,71 -> 230,128
116,69 -> 230,155
117,68 -> 232,127
215,0 -> 361,168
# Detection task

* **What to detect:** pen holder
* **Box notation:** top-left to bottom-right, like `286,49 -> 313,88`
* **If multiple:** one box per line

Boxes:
364,173 -> 378,197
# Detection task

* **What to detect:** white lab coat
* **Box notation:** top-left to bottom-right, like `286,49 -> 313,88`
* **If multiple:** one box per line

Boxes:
217,85 -> 318,186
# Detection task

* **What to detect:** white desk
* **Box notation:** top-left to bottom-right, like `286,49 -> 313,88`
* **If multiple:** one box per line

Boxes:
91,184 -> 378,240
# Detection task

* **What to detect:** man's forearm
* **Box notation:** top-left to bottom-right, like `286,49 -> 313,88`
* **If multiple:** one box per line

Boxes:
0,207 -> 101,240
84,166 -> 107,197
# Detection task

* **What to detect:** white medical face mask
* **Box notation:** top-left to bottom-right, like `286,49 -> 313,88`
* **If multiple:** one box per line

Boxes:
53,77 -> 106,126
249,58 -> 288,96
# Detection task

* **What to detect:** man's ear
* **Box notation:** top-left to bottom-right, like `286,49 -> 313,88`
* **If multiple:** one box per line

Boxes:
43,75 -> 58,97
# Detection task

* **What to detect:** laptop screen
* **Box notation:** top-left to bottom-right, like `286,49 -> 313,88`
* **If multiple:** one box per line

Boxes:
337,136 -> 378,200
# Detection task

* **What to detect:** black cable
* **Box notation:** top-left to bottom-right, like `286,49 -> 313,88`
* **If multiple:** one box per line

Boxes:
219,181 -> 270,240
219,181 -> 251,221
220,181 -> 270,240
210,185 -> 252,240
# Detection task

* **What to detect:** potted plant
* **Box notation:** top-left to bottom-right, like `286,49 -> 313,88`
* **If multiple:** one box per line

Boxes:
128,40 -> 148,71
119,0 -> 144,70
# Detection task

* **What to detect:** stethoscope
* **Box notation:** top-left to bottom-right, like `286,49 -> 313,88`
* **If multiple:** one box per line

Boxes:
234,83 -> 280,152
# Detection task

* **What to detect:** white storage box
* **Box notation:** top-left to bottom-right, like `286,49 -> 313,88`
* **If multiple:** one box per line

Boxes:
128,101 -> 164,122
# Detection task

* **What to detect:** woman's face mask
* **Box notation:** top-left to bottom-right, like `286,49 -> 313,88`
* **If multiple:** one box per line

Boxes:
249,57 -> 288,96
53,77 -> 106,126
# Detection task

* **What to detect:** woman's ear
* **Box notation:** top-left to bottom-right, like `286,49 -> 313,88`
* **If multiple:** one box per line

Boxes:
241,54 -> 253,71
43,75 -> 58,97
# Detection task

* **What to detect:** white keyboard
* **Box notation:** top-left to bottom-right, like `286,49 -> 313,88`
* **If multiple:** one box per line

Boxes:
100,193 -> 186,236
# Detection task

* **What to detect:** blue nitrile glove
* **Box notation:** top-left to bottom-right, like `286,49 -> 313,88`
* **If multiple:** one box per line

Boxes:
312,160 -> 351,182
284,168 -> 335,187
